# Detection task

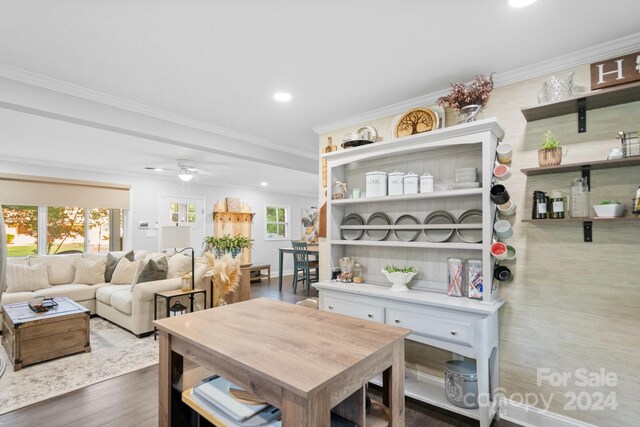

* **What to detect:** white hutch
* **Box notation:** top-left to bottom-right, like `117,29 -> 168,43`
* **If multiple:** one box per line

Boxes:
315,119 -> 506,427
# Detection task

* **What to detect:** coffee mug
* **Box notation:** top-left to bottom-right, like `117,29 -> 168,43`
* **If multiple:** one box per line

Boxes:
497,200 -> 517,217
494,220 -> 513,239
352,188 -> 361,199
493,164 -> 511,181
490,242 -> 508,260
496,143 -> 513,164
505,245 -> 517,261
494,266 -> 512,282
490,184 -> 510,205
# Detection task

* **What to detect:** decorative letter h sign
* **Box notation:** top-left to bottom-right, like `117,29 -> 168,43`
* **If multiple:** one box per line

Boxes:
590,52 -> 640,90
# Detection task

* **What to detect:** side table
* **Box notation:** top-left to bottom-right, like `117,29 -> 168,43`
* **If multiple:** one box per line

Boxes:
153,288 -> 206,340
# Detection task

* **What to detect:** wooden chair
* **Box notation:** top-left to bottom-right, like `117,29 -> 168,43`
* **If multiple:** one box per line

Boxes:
291,241 -> 319,296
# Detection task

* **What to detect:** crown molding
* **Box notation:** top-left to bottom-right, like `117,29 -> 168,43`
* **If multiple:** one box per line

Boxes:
313,32 -> 640,134
0,64 -> 316,160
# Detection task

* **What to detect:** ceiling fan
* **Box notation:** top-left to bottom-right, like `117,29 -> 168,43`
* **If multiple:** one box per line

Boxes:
145,159 -> 209,182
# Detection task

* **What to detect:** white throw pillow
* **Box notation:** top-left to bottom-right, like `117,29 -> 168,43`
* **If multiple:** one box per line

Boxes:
110,257 -> 142,285
72,257 -> 107,285
6,263 -> 51,293
167,254 -> 192,279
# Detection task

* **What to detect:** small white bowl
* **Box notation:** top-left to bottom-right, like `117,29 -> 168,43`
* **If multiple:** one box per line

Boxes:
592,204 -> 625,218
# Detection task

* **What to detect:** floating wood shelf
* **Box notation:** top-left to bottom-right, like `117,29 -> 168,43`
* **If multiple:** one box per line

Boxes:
520,156 -> 640,176
521,81 -> 640,122
522,217 -> 639,224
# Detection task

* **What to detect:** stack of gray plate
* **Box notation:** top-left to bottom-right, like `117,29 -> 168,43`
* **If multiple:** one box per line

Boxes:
341,213 -> 365,240
423,210 -> 455,242
456,209 -> 483,243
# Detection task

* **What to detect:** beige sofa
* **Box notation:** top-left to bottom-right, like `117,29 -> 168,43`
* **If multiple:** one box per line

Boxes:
1,251 -> 208,336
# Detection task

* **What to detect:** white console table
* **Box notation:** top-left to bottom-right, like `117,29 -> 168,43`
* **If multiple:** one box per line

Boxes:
315,281 -> 504,426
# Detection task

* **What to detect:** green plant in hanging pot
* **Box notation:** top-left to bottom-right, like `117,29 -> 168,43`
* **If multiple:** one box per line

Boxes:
538,131 -> 564,167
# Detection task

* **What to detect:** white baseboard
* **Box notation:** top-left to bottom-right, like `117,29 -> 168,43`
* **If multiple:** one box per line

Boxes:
498,398 -> 599,427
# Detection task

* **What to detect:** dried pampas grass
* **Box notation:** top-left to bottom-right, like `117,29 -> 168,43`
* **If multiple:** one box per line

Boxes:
205,252 -> 241,298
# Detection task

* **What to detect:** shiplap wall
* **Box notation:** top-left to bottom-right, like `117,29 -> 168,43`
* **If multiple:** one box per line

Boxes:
318,64 -> 640,426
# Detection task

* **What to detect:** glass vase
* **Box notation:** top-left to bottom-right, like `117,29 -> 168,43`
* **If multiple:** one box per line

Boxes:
457,105 -> 482,123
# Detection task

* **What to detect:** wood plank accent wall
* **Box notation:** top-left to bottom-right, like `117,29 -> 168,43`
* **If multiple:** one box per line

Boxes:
318,64 -> 640,427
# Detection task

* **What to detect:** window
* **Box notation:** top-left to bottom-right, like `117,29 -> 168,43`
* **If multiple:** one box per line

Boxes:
2,205 -> 125,256
2,205 -> 38,257
169,203 -> 196,223
265,206 -> 289,240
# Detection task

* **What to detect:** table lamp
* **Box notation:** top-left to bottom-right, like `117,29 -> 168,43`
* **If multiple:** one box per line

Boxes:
162,225 -> 194,290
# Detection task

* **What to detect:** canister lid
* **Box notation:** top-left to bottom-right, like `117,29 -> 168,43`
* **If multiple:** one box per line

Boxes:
366,171 -> 387,176
444,360 -> 477,378
550,190 -> 563,199
421,173 -> 433,178
404,172 -> 418,178
388,170 -> 404,176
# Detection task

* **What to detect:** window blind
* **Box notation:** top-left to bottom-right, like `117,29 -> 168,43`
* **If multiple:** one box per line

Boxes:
0,173 -> 130,209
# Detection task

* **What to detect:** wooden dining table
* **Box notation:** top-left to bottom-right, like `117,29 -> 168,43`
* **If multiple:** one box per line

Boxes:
278,244 -> 319,291
154,298 -> 410,426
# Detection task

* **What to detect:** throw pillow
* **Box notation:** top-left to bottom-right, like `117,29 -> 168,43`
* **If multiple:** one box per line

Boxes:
72,257 -> 107,285
6,263 -> 50,293
110,257 -> 141,285
134,257 -> 168,287
167,254 -> 192,279
105,250 -> 134,282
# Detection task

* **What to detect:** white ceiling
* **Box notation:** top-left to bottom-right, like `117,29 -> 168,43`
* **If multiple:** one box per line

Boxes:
1,0 -> 639,195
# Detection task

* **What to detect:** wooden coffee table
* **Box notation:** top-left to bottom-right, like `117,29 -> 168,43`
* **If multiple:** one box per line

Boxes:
1,297 -> 91,371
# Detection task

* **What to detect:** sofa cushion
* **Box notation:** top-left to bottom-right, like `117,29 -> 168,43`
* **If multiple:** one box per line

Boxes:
82,252 -> 108,262
3,257 -> 29,291
110,291 -> 132,315
134,257 -> 168,287
110,257 -> 141,285
96,284 -> 132,305
72,257 -> 107,285
6,263 -> 50,293
29,254 -> 82,285
168,254 -> 192,279
134,250 -> 148,261
33,284 -> 99,302
105,250 -> 134,283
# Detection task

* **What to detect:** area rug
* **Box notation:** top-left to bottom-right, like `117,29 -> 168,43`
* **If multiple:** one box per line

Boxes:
0,317 -> 158,415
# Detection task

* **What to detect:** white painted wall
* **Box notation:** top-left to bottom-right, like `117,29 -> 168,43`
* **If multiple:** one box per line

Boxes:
0,160 -> 317,277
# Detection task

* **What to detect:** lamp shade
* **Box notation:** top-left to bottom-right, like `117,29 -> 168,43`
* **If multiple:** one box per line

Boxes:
162,225 -> 192,249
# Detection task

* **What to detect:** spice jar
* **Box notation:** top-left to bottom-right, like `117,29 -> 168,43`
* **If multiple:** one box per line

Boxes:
532,191 -> 548,219
353,263 -> 364,283
550,190 -> 565,219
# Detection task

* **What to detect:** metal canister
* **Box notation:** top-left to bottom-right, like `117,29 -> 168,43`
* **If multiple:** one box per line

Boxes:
388,171 -> 404,196
365,171 -> 387,198
403,172 -> 419,195
444,360 -> 479,409
532,191 -> 548,219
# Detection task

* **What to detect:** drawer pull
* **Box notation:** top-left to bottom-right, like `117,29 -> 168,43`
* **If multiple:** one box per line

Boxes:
394,319 -> 400,324
367,314 -> 373,318
450,330 -> 457,336
328,305 -> 334,310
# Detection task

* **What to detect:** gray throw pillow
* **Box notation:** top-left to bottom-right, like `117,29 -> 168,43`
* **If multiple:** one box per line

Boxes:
135,257 -> 168,284
105,250 -> 134,283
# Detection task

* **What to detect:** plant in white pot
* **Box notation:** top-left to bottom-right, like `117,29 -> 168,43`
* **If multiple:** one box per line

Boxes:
382,265 -> 417,292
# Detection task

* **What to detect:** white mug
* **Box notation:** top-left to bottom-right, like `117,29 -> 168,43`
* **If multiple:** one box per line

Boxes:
497,200 -> 517,216
493,164 -> 511,181
496,143 -> 513,164
494,219 -> 513,239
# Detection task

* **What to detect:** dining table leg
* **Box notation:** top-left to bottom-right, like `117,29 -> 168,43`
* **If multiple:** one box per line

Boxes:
281,389 -> 330,427
278,249 -> 284,291
158,331 -> 183,427
383,340 -> 405,426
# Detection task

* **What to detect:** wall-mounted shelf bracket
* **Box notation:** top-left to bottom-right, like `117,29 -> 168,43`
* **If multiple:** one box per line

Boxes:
583,221 -> 593,242
581,165 -> 591,191
577,98 -> 587,133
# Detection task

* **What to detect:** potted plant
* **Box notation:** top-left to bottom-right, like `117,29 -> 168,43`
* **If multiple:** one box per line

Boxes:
203,234 -> 252,258
381,265 -> 417,292
437,73 -> 494,123
538,131 -> 563,166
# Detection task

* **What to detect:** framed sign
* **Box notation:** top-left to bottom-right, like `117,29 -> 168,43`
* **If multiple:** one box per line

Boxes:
590,51 -> 640,90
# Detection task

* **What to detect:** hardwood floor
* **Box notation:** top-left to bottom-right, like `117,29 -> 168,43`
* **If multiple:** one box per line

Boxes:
0,277 -> 518,427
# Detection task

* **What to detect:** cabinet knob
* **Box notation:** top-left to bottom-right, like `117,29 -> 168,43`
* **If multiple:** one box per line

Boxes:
367,313 -> 373,318
395,319 -> 400,324
450,330 -> 457,336
328,305 -> 334,310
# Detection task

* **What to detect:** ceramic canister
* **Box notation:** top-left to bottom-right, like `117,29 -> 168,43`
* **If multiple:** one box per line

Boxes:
404,172 -> 419,195
388,171 -> 404,196
420,173 -> 434,193
365,171 -> 387,198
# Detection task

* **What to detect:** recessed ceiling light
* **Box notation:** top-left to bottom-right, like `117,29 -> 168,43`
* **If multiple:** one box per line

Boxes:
273,92 -> 292,102
508,0 -> 538,7
260,182 -> 269,187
